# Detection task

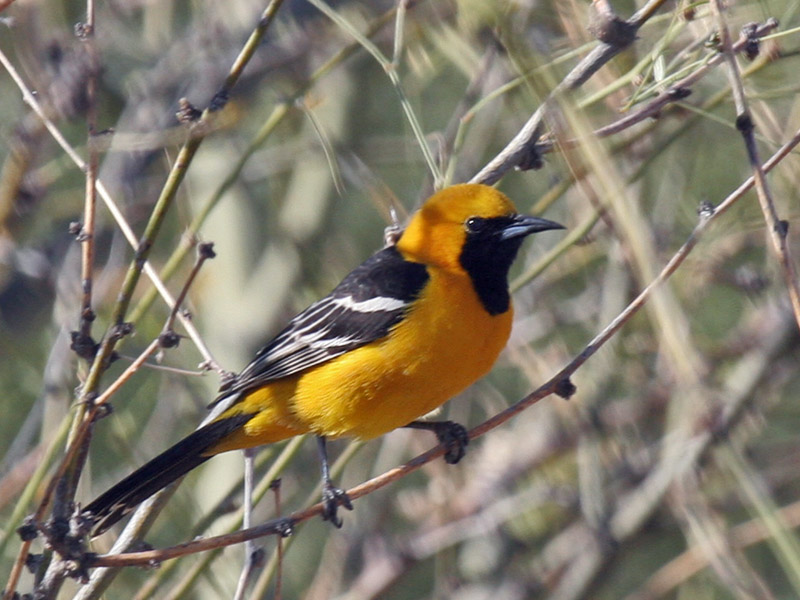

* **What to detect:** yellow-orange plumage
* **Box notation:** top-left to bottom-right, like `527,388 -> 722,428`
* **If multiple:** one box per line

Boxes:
211,185 -> 517,448
85,183 -> 562,534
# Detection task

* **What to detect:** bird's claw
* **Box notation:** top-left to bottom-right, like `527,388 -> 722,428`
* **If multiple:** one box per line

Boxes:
434,421 -> 470,464
321,484 -> 352,528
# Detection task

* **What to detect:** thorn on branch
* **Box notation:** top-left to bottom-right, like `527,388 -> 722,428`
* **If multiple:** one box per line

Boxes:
158,329 -> 182,349
587,1 -> 638,48
82,391 -> 98,409
68,221 -> 83,237
555,377 -> 577,399
275,517 -> 295,538
81,307 -> 95,323
516,144 -> 544,171
92,403 -> 113,421
16,517 -> 39,542
735,113 -> 754,134
176,98 -> 202,124
112,321 -> 135,340
70,331 -> 99,360
741,22 -> 762,60
24,553 -> 43,574
697,200 -> 716,220
73,22 -> 93,41
43,512 -> 70,549
198,241 -> 216,260
63,557 -> 91,584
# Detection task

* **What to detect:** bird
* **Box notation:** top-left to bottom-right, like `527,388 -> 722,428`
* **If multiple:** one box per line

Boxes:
84,183 -> 563,535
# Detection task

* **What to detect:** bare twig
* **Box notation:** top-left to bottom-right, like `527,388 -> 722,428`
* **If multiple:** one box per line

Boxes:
29,237 -> 218,599
0,46 -> 221,375
126,4 -> 405,326
537,16 -> 781,156
161,242 -> 216,336
471,0 -> 672,185
270,479 -> 284,600
76,0 -> 99,345
629,497 -> 800,600
672,472 -> 777,600
473,8 -> 780,184
232,448 -> 259,600
307,0 -> 442,188
709,1 -> 800,331
539,306 -> 797,600
86,127 -> 800,573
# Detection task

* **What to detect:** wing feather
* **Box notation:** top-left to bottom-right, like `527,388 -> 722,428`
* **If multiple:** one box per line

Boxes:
209,246 -> 429,408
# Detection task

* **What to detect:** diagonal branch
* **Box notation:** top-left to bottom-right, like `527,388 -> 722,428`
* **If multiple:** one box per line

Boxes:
86,125 -> 800,572
709,0 -> 800,331
471,0 -> 672,185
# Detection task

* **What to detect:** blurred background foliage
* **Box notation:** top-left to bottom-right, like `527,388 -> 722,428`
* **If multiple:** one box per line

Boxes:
2,0 -> 800,598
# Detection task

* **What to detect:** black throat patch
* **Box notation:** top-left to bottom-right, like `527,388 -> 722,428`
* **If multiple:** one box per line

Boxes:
458,217 -> 526,316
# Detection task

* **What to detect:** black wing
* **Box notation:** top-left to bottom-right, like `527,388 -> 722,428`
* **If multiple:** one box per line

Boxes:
211,246 -> 429,405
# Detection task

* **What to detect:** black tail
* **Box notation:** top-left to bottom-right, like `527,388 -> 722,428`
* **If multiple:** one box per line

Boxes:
84,414 -> 252,537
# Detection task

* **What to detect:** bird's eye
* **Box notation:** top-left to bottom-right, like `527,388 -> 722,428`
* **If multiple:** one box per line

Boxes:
465,216 -> 486,233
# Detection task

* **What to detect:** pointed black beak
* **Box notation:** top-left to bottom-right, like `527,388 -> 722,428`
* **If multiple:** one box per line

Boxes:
500,214 -> 565,241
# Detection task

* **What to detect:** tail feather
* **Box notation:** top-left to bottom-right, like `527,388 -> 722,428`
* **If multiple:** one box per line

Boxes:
85,414 -> 253,537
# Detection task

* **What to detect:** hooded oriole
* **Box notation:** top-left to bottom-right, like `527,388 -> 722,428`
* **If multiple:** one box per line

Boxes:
85,183 -> 563,534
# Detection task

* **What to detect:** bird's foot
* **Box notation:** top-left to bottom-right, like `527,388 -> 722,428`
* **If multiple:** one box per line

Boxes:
431,420 -> 470,464
321,483 -> 352,528
406,420 -> 470,464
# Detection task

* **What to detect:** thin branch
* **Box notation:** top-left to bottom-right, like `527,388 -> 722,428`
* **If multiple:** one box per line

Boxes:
87,127 -> 800,573
709,1 -> 800,331
391,0 -> 409,69
628,497 -> 800,600
232,449 -> 259,600
307,0 -> 443,188
161,242 -> 216,336
26,9 -> 298,584
0,46 -> 221,375
472,7 -> 780,185
76,0 -> 99,345
126,4 -> 404,326
32,238 -> 218,599
471,0 -> 672,185
540,305 -> 797,600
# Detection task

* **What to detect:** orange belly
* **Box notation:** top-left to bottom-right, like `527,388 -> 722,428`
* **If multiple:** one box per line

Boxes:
210,268 -> 512,451
289,269 -> 512,439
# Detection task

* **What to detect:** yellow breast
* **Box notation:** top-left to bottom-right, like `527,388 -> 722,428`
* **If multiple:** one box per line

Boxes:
289,267 -> 513,439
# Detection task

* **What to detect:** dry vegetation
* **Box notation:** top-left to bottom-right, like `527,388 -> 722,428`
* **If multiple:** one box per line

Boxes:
2,0 -> 800,598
